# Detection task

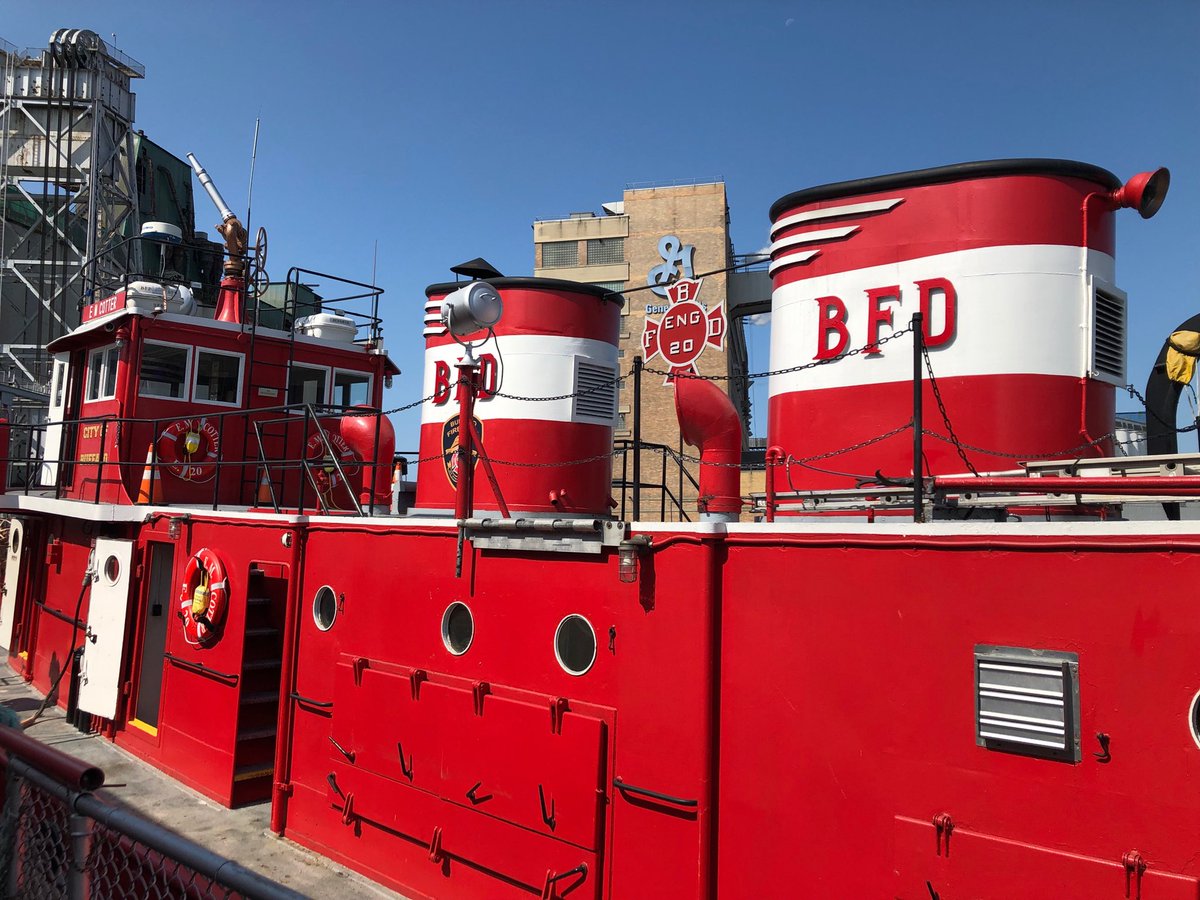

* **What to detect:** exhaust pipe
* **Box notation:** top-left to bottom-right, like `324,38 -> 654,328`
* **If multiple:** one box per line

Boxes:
673,377 -> 744,522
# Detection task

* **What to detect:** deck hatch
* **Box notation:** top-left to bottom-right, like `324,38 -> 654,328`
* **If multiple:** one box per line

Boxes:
974,645 -> 1079,762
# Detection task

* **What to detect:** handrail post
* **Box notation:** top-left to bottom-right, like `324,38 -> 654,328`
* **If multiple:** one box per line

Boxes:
68,811 -> 93,900
632,355 -> 642,522
95,419 -> 108,503
912,312 -> 925,524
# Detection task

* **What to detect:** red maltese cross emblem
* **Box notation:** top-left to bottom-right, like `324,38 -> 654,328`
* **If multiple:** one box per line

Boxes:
641,278 -> 727,382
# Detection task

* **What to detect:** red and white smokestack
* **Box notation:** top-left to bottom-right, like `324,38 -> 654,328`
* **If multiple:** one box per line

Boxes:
414,278 -> 623,517
765,159 -> 1170,498
674,376 -> 744,523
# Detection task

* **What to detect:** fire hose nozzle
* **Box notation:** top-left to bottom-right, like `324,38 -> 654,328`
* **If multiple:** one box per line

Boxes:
187,152 -> 236,223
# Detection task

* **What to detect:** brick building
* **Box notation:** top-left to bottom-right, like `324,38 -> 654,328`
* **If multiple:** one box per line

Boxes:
533,181 -> 760,520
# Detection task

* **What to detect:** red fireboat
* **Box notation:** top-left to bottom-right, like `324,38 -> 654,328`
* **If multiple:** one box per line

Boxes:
2,155 -> 1197,900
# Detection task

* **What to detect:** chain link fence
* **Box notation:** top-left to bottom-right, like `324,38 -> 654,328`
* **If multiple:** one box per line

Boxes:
0,729 -> 304,900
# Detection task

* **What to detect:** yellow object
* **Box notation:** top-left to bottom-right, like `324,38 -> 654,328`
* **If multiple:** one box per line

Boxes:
192,570 -> 209,616
184,431 -> 201,456
128,718 -> 158,737
1167,331 -> 1200,384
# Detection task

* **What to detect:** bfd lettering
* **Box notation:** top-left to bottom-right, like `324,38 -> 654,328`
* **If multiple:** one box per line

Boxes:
432,353 -> 499,405
813,278 -> 957,360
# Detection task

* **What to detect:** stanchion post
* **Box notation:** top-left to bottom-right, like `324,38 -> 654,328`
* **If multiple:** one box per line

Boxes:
632,355 -> 643,522
912,312 -> 925,523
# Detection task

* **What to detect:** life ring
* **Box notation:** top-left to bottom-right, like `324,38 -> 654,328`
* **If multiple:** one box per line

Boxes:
157,418 -> 221,483
305,426 -> 360,509
178,548 -> 228,645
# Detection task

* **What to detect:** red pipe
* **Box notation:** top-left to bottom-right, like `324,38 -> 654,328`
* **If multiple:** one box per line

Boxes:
214,276 -> 244,325
673,377 -> 743,520
270,525 -> 306,835
764,446 -> 785,523
453,361 -> 478,521
934,475 -> 1200,497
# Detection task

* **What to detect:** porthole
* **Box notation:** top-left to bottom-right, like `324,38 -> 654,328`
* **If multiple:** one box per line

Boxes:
1189,689 -> 1200,750
10,526 -> 19,555
554,614 -> 596,676
313,585 -> 338,632
103,555 -> 120,584
441,602 -> 474,655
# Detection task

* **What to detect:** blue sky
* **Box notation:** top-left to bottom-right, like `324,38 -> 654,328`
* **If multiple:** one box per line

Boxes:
7,1 -> 1199,448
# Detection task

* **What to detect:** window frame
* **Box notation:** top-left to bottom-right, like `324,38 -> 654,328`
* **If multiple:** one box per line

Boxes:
330,368 -> 373,409
85,344 -> 121,402
287,362 -> 332,411
137,340 -> 194,403
192,347 -> 245,408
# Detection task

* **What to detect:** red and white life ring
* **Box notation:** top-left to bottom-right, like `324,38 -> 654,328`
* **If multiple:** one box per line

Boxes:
157,418 -> 221,483
305,426 -> 360,509
178,548 -> 228,645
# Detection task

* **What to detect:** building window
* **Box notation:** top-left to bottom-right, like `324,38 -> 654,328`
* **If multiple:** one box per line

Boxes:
590,280 -> 625,294
85,345 -> 120,402
587,238 -> 624,266
194,350 -> 244,406
288,364 -> 329,407
332,370 -> 372,407
541,241 -> 578,268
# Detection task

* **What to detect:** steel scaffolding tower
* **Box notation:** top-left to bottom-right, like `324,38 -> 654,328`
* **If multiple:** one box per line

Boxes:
0,28 -> 144,397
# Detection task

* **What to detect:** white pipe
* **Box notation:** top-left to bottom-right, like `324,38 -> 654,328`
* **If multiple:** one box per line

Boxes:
186,152 -> 235,222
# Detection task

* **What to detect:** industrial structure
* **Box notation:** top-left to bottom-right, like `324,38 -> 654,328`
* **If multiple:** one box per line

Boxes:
0,30 -> 220,470
532,181 -> 769,520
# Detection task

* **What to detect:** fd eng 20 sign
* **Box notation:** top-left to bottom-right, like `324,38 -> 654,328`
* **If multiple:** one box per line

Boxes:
641,278 -> 727,382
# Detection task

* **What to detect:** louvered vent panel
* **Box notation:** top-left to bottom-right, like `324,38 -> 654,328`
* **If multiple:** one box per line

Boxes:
975,646 -> 1078,761
1091,289 -> 1126,382
573,359 -> 617,423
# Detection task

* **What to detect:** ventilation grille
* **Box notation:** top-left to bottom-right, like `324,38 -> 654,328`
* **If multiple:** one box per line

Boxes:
573,359 -> 617,423
1091,288 -> 1126,382
975,646 -> 1079,761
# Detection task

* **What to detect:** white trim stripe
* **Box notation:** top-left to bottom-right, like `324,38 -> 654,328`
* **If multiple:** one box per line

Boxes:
767,250 -> 821,277
770,198 -> 904,238
768,226 -> 860,256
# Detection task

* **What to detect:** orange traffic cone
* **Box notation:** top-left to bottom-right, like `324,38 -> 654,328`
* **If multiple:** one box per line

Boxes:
136,444 -> 160,504
256,469 -> 273,506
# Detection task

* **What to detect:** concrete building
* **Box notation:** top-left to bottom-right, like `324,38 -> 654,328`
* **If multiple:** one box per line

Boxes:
533,180 -> 765,520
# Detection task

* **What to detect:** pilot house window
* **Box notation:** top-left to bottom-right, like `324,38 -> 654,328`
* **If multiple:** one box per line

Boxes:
138,343 -> 189,400
194,351 -> 243,405
332,371 -> 371,407
85,345 -> 120,402
288,365 -> 328,407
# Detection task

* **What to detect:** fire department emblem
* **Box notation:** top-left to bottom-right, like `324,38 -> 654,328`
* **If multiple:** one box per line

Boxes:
641,278 -> 726,381
442,414 -> 484,488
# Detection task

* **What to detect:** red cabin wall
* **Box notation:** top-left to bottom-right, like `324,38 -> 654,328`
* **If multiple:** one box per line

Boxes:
60,317 -> 387,510
281,525 -> 718,900
113,517 -> 292,806
715,532 -> 1200,898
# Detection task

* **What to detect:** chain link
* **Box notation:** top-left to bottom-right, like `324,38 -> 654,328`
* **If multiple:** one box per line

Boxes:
645,325 -> 914,381
491,367 -> 631,403
922,428 -> 1118,461
1123,383 -> 1200,434
921,345 -> 979,475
